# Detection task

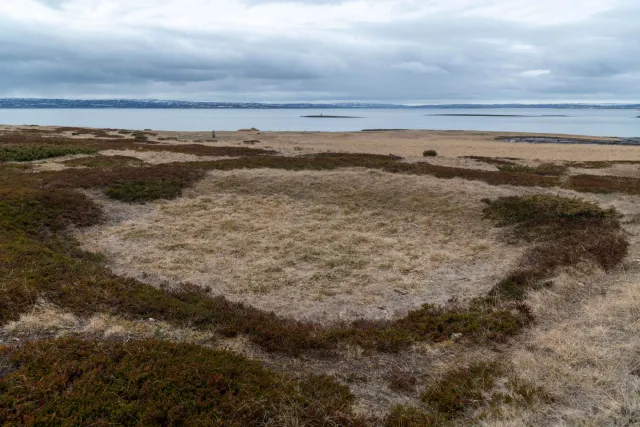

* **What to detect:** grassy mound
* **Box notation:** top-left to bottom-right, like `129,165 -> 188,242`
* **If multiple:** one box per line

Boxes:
0,338 -> 360,426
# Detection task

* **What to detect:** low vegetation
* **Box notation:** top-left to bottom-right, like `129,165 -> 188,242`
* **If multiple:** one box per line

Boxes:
0,338 -> 362,426
45,163 -> 207,201
63,154 -> 144,169
464,156 -> 568,176
483,195 -> 627,300
567,174 -> 640,194
422,362 -> 502,416
0,127 -> 635,424
497,162 -> 567,176
342,302 -> 529,352
0,184 -> 527,355
0,145 -> 94,162
105,179 -> 187,202
569,160 -> 640,169
0,133 -> 275,158
0,164 -> 527,357
423,149 -> 437,157
385,360 -> 552,425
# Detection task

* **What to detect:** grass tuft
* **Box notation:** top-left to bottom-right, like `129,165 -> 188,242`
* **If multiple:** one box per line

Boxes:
384,405 -> 440,426
422,361 -> 501,415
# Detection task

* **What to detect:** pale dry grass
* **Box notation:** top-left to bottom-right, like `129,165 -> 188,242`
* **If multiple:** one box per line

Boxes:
569,163 -> 640,178
481,197 -> 640,426
77,168 -> 525,322
204,130 -> 640,162
98,149 -> 225,164
8,124 -> 640,162
3,301 -> 216,344
27,153 -> 94,172
24,149 -> 227,171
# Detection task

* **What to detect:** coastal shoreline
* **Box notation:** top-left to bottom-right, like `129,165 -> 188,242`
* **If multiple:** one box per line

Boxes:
3,124 -> 640,162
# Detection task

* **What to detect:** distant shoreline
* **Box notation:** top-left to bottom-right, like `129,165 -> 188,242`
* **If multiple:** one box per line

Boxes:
1,99 -> 640,109
428,114 -> 569,117
496,136 -> 640,146
301,115 -> 362,118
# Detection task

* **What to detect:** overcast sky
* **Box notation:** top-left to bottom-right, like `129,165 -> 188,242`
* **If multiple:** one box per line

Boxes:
1,0 -> 638,103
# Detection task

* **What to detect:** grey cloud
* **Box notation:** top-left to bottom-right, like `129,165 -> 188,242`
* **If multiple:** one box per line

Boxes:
1,1 -> 639,101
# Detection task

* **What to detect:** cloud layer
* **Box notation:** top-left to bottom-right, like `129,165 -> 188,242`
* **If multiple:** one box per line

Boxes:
1,0 -> 638,102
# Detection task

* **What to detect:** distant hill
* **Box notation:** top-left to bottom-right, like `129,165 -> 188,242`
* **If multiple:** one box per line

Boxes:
0,98 -> 639,109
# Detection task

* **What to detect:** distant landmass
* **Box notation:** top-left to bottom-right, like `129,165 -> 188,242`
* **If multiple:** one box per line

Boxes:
301,114 -> 362,118
427,114 -> 569,117
0,98 -> 639,109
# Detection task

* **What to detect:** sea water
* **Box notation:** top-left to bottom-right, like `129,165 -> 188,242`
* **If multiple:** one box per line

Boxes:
0,108 -> 639,137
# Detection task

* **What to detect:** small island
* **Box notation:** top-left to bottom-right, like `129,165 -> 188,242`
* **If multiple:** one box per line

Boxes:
428,113 -> 525,117
301,114 -> 363,118
427,113 -> 568,117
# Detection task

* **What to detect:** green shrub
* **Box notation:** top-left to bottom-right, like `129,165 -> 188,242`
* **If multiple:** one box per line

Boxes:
341,302 -> 527,352
497,162 -> 567,176
382,161 -> 560,188
483,195 -> 627,301
63,155 -> 144,169
423,150 -> 437,157
0,338 -> 361,426
105,179 -> 185,202
568,174 -> 640,194
482,195 -> 619,233
422,362 -> 501,416
0,146 -> 94,162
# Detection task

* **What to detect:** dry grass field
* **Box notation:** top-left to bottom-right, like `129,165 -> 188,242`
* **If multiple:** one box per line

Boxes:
2,124 -> 640,425
78,169 -> 524,322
